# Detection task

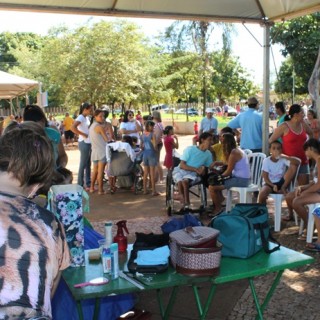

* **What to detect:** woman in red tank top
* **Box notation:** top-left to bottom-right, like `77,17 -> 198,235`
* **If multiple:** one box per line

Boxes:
269,104 -> 313,221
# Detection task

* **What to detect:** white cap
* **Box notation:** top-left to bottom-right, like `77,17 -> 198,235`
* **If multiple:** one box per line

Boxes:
206,107 -> 214,113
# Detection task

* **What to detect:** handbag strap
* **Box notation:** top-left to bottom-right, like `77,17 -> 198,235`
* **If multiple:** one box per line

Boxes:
82,190 -> 90,213
255,222 -> 281,254
46,189 -> 53,212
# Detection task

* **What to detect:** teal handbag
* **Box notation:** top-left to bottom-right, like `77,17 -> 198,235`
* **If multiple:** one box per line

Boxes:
210,203 -> 280,258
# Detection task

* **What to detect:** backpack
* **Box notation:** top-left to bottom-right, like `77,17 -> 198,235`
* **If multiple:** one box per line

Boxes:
210,203 -> 280,258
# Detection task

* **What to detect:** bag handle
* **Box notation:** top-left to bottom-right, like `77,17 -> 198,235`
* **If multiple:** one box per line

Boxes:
82,190 -> 90,213
257,223 -> 280,254
46,189 -> 53,212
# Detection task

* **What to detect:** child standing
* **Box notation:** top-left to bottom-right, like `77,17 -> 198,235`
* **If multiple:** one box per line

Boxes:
89,109 -> 109,195
141,121 -> 159,196
258,140 -> 300,204
163,126 -> 179,170
192,121 -> 199,145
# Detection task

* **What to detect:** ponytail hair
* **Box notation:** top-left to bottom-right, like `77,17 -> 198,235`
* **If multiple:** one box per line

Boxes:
163,125 -> 173,135
285,104 -> 302,121
79,102 -> 92,115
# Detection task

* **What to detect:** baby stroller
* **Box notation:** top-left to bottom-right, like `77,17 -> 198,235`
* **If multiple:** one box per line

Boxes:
106,142 -> 143,194
165,150 -> 207,216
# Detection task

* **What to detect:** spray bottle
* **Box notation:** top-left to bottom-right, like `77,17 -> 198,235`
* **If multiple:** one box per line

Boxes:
113,220 -> 129,253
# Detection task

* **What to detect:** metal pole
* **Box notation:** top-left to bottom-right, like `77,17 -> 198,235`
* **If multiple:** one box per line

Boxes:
262,23 -> 271,154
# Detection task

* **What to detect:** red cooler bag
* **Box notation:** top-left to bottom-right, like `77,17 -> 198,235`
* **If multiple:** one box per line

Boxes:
169,226 -> 221,276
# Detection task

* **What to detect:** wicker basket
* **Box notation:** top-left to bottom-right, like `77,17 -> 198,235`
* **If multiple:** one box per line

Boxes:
170,226 -> 222,276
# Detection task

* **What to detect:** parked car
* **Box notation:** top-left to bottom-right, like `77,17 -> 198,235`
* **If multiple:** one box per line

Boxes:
151,104 -> 169,112
175,108 -> 199,116
226,106 -> 237,117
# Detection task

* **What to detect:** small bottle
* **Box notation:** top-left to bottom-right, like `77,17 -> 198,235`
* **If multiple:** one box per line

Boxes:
102,222 -> 113,273
110,243 -> 119,280
105,221 -> 113,248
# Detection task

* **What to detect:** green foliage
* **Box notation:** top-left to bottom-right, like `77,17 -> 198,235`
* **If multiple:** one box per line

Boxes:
271,13 -> 320,94
1,19 -> 258,111
209,50 -> 259,103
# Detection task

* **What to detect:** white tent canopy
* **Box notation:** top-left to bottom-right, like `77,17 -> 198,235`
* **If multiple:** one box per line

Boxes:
0,0 -> 318,151
0,0 -> 319,24
0,71 -> 39,99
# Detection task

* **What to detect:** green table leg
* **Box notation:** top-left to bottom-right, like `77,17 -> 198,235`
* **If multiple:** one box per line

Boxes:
248,270 -> 284,320
156,286 -> 179,320
92,298 -> 101,320
76,301 -> 84,320
192,283 -> 217,320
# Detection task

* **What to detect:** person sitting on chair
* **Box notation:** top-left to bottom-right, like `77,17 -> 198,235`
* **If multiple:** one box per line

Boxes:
172,132 -> 214,210
258,140 -> 300,204
209,133 -> 250,215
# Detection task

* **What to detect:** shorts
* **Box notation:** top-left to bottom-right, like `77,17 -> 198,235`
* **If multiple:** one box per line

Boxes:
299,164 -> 310,175
313,206 -> 320,218
264,178 -> 285,189
64,130 -> 74,140
172,166 -> 198,183
93,156 -> 107,164
224,177 -> 250,189
143,153 -> 158,167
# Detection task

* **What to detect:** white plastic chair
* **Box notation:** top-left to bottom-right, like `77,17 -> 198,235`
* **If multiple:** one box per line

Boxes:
270,157 -> 301,232
243,149 -> 253,156
226,152 -> 266,212
298,203 -> 317,243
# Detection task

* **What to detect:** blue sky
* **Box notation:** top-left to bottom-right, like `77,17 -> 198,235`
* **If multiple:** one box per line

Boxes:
0,10 -> 284,87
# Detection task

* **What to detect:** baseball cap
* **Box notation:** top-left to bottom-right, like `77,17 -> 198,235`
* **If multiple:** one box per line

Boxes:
247,97 -> 259,105
205,107 -> 214,113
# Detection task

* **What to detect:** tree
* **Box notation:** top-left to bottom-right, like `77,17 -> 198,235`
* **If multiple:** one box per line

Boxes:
165,51 -> 202,121
163,20 -> 233,115
209,50 -> 259,103
271,13 -> 320,95
10,21 -> 157,109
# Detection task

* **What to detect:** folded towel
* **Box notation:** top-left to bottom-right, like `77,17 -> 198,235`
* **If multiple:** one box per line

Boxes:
134,245 -> 170,266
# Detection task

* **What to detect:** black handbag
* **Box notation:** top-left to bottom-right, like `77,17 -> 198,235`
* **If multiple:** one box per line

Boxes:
127,233 -> 170,274
207,172 -> 231,186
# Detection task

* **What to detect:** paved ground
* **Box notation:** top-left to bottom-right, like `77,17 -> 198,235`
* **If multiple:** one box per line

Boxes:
64,133 -> 320,320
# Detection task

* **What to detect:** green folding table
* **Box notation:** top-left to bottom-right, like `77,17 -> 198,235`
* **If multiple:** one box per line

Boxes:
62,245 -> 314,320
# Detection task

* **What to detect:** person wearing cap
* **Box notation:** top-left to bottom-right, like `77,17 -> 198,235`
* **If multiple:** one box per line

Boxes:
199,107 -> 219,137
227,97 -> 263,152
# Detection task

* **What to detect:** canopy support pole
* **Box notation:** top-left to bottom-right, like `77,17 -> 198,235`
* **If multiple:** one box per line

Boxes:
262,23 -> 271,154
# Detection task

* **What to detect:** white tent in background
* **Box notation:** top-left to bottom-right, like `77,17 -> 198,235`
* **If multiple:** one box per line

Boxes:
0,71 -> 39,114
0,70 -> 39,99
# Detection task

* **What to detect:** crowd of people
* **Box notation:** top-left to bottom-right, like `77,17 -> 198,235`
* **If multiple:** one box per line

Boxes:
1,97 -> 320,317
169,98 -> 320,252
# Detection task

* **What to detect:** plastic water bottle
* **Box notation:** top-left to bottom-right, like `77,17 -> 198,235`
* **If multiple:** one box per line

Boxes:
102,222 -> 113,273
110,243 -> 119,280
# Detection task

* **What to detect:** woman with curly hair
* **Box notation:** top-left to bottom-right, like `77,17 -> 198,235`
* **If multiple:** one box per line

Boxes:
209,133 -> 250,215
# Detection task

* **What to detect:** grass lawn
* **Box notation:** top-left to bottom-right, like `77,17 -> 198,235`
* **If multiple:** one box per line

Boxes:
159,113 -> 232,129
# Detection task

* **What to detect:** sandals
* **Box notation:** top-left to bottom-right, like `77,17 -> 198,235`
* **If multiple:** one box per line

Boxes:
306,242 -> 320,252
110,187 -> 117,194
298,233 -> 307,241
